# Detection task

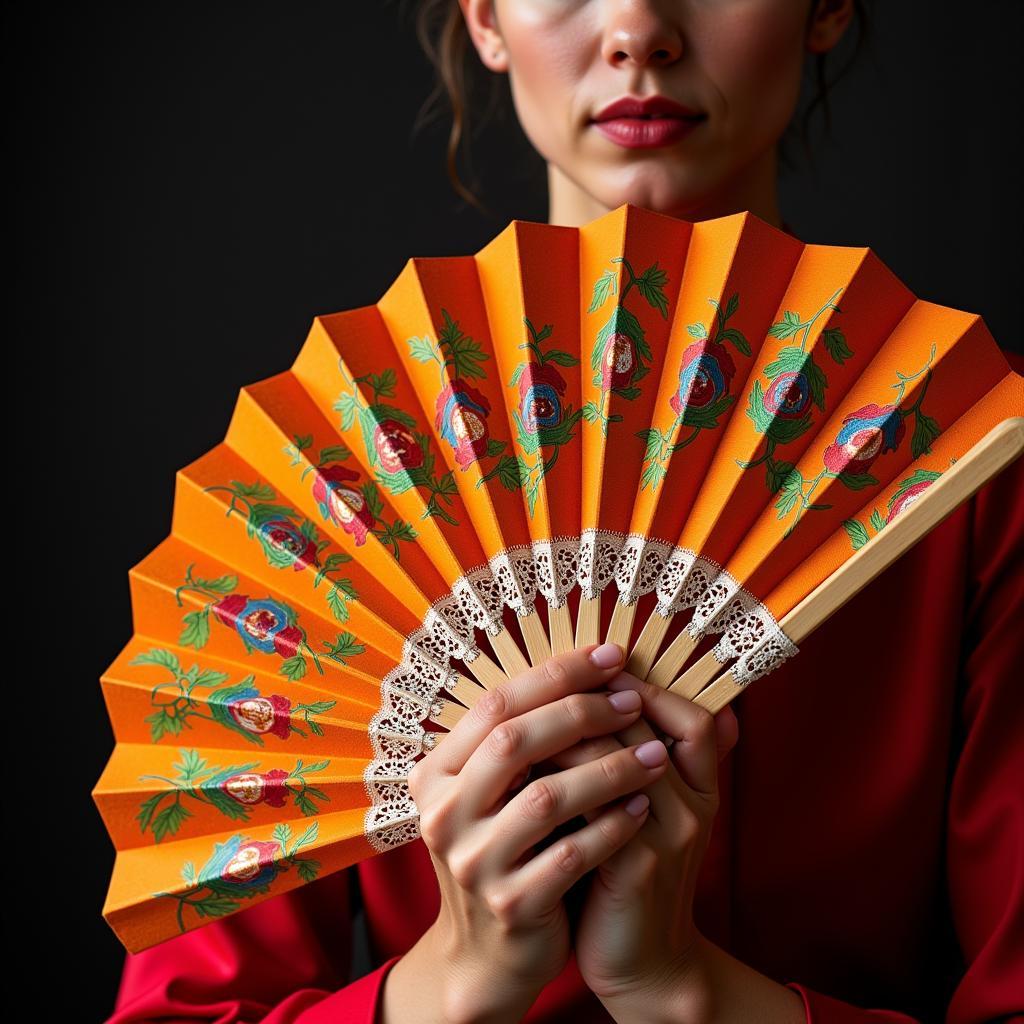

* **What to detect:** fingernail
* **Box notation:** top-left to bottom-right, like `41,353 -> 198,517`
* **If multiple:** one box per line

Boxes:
635,740 -> 668,768
589,642 -> 623,669
625,793 -> 650,817
607,689 -> 641,713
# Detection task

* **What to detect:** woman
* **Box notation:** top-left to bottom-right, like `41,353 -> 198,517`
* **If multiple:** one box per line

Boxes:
106,1 -> 1024,1021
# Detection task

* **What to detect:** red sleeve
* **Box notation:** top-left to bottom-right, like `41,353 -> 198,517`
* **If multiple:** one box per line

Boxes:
104,868 -> 402,1024
782,383 -> 1024,1021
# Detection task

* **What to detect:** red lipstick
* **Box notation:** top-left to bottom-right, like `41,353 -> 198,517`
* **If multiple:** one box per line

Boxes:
589,95 -> 706,149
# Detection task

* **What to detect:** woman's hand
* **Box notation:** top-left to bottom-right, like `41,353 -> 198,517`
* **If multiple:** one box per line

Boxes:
382,642 -> 672,1024
555,671 -> 739,1021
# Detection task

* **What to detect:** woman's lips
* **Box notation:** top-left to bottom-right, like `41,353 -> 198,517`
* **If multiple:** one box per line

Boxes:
591,115 -> 705,149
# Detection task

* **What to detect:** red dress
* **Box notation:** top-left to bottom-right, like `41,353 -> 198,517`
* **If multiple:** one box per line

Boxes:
104,354 -> 1024,1024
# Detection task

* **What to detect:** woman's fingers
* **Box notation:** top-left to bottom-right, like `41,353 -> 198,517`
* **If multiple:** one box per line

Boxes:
428,643 -> 627,776
490,736 -> 670,861
457,688 -> 647,815
507,795 -> 651,917
608,673 -> 734,801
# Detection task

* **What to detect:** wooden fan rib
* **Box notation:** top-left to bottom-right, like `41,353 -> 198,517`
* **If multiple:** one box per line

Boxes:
672,413 -> 1024,709
631,243 -> 917,681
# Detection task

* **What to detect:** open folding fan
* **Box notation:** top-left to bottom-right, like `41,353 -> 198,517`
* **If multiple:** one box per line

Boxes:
93,202 -> 1024,954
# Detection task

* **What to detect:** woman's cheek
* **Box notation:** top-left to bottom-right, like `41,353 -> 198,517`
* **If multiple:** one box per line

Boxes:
696,2 -> 808,149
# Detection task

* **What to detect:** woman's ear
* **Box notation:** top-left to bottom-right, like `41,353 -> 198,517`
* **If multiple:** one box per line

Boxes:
459,0 -> 508,73
805,0 -> 856,55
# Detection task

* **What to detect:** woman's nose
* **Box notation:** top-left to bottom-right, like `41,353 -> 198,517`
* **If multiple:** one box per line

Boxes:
600,1 -> 684,68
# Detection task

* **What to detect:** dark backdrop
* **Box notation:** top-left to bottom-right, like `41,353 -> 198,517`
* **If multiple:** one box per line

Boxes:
17,2 -> 1020,1018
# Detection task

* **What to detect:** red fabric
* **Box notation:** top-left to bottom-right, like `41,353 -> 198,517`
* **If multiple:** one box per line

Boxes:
105,353 -> 1024,1023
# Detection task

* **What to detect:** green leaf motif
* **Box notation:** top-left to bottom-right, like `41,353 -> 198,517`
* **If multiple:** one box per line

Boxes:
765,460 -> 796,495
497,455 -> 523,491
763,346 -> 807,379
635,261 -> 670,320
775,488 -> 799,518
718,327 -> 751,358
180,610 -> 211,650
768,311 -> 802,340
911,411 -> 941,459
766,413 -> 813,446
588,269 -> 618,313
837,471 -> 879,491
822,327 -> 853,365
543,349 -> 580,367
842,519 -> 870,550
131,648 -> 181,673
746,380 -> 773,434
438,309 -> 489,380
407,336 -> 436,364
334,392 -> 358,432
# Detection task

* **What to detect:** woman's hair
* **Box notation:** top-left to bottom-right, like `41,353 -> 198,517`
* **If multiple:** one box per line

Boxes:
401,0 -> 872,218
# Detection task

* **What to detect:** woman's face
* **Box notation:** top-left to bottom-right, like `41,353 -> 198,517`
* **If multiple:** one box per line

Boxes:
461,0 -> 852,220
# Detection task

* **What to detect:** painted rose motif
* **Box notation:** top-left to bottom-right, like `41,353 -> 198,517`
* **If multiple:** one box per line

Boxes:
823,402 -> 906,475
435,378 -> 492,469
886,479 -> 934,522
373,418 -> 424,473
258,519 -> 317,571
221,768 -> 291,807
670,341 -> 736,413
763,370 -> 811,419
227,691 -> 293,740
312,464 -> 375,544
200,835 -> 282,891
518,362 -> 566,432
600,332 -> 637,391
213,594 -> 303,658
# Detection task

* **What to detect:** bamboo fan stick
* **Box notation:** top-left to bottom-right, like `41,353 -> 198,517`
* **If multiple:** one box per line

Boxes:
605,599 -> 637,652
463,648 -> 509,690
519,608 -> 553,665
548,602 -> 575,656
668,649 -> 722,699
488,626 -> 532,678
576,594 -> 602,647
671,417 -> 1024,715
647,628 -> 700,688
625,611 -> 672,679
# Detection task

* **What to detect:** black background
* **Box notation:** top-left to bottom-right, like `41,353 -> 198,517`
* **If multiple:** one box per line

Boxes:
16,2 -> 1021,1017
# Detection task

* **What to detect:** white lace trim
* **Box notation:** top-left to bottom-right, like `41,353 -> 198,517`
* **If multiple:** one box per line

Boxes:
362,529 -> 798,851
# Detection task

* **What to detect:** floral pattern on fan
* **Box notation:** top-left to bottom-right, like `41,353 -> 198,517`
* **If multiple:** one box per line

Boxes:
739,287 -> 849,493
204,479 -> 360,622
174,564 -> 366,681
841,467 -> 945,550
408,308 -> 516,481
775,345 -> 943,537
135,746 -> 332,843
130,646 -> 337,744
155,822 -> 321,935
583,257 -> 670,436
334,361 -> 461,526
637,294 -> 752,491
499,315 -> 584,517
283,433 -> 418,559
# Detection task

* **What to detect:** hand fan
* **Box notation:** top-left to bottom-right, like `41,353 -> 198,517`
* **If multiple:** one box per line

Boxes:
93,202 -> 1024,954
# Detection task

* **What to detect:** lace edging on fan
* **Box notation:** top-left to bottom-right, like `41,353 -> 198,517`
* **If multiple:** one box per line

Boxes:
361,530 -> 798,851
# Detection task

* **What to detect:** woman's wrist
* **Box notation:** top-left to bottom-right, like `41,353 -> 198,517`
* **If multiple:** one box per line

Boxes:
595,932 -> 806,1024
381,920 -> 546,1024
594,932 -> 714,1024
